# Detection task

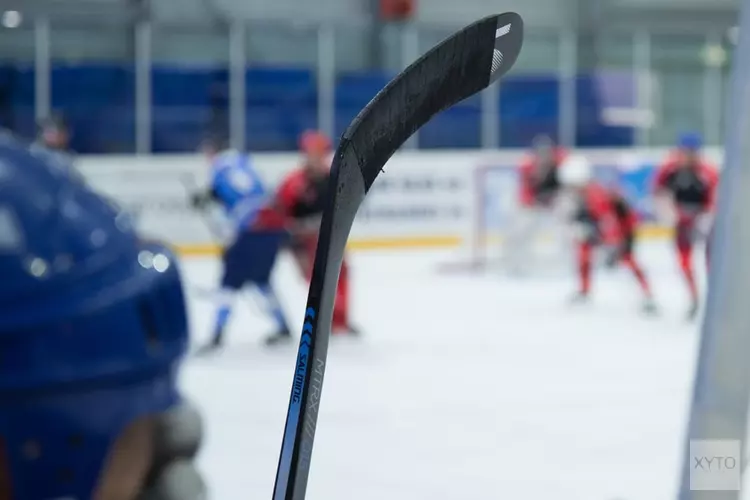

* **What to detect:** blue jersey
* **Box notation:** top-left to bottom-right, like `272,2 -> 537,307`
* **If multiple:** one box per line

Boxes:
210,150 -> 270,233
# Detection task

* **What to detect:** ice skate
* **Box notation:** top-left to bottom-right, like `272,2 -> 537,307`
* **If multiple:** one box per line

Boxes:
264,328 -> 293,347
604,246 -> 621,270
687,300 -> 700,321
194,335 -> 223,357
332,324 -> 362,337
641,298 -> 658,315
568,291 -> 590,305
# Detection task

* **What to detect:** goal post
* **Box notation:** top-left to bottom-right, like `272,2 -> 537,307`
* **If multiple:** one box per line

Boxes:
678,1 -> 750,498
438,162 -> 575,274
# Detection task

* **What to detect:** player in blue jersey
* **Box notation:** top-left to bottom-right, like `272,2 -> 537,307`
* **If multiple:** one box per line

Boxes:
0,133 -> 204,499
191,137 -> 292,352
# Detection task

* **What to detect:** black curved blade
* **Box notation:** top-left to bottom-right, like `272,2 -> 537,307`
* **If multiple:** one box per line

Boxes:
345,12 -> 523,191
272,12 -> 524,500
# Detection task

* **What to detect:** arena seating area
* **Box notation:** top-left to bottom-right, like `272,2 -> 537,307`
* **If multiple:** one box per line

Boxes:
3,64 -> 636,153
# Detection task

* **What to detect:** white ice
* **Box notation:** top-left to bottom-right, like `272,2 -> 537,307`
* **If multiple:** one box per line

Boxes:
180,243 -> 703,500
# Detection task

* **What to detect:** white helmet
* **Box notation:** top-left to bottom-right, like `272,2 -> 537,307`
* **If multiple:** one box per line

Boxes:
559,155 -> 593,186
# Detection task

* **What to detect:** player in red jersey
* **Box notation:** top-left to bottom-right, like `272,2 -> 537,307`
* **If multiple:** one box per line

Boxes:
518,134 -> 567,208
561,156 -> 657,313
505,135 -> 568,274
275,130 -> 357,337
653,132 -> 718,319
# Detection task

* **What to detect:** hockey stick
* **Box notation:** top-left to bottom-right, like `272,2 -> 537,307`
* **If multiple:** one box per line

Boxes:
179,173 -> 228,242
272,13 -> 524,500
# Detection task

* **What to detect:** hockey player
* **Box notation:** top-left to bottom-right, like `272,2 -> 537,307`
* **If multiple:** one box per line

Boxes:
37,113 -> 71,150
561,156 -> 657,313
0,134 -> 204,499
519,134 -> 566,208
33,113 -> 75,165
26,113 -> 86,184
277,130 -> 357,335
653,132 -> 718,319
191,137 -> 292,351
504,135 -> 567,274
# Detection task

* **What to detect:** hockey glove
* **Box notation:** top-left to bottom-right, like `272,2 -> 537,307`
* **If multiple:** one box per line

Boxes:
137,401 -> 206,500
190,190 -> 213,210
604,245 -> 621,269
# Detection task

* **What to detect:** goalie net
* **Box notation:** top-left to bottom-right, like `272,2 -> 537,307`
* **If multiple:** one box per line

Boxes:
442,163 -> 573,274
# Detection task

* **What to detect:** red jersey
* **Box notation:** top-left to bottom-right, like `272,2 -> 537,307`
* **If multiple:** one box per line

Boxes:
276,167 -> 330,220
575,183 -> 638,245
609,191 -> 639,236
653,154 -> 718,217
518,148 -> 567,207
252,205 -> 288,230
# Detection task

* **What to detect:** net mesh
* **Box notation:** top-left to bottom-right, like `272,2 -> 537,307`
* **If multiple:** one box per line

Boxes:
441,164 -> 573,274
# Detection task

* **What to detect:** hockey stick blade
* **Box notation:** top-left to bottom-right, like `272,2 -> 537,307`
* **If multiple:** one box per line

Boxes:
272,12 -> 524,500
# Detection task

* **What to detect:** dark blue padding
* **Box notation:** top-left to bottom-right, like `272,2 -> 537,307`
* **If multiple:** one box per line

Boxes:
499,75 -> 560,147
419,93 -> 482,149
0,64 -> 639,152
51,64 -> 136,153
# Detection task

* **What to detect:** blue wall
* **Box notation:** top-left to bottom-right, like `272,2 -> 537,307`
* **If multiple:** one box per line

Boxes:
0,64 -> 635,153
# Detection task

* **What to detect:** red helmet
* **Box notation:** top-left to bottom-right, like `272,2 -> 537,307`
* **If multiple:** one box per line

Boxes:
299,130 -> 331,154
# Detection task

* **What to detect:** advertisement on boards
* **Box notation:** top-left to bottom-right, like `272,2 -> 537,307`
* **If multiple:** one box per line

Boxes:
619,163 -> 657,221
354,158 -> 472,243
75,148 -> 721,254
79,161 -> 217,249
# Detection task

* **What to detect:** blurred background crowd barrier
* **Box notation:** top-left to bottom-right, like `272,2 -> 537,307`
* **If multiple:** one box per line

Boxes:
0,0 -> 740,154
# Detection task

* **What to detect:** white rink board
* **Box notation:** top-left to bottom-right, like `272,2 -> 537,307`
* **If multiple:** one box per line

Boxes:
77,148 -> 725,253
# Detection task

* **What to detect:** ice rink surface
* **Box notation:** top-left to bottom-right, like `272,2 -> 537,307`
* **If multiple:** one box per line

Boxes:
180,242 -> 705,500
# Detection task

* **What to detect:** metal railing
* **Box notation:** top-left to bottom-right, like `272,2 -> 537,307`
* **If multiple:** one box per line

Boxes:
0,17 -> 736,153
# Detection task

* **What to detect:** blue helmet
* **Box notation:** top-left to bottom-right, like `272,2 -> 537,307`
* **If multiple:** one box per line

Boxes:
0,133 -> 189,498
677,131 -> 702,151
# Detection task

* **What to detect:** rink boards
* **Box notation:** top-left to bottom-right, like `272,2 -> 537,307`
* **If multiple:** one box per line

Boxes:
77,148 -> 724,255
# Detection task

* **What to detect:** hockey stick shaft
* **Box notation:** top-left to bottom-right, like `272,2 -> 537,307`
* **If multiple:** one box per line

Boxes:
272,13 -> 524,500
